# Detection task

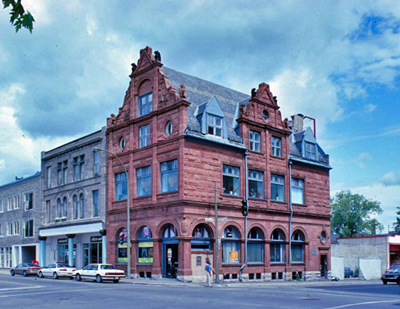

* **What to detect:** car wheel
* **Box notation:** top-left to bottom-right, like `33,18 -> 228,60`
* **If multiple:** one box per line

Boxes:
23,270 -> 27,277
96,275 -> 102,283
69,276 -> 74,280
75,274 -> 81,281
383,280 -> 387,285
113,278 -> 120,283
10,270 -> 15,276
53,272 -> 59,279
38,271 -> 43,278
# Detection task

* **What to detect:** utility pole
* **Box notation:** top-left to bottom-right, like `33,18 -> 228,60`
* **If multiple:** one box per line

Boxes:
214,182 -> 219,283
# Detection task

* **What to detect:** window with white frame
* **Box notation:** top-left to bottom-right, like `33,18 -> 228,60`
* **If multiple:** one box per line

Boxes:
249,170 -> 264,199
79,155 -> 85,180
223,165 -> 240,196
139,124 -> 150,148
272,136 -> 282,157
0,199 -> 3,213
138,92 -> 153,117
270,229 -> 285,263
291,230 -> 305,263
250,130 -> 261,152
7,197 -> 12,211
24,192 -> 33,210
0,224 -> 4,237
291,178 -> 304,204
57,198 -> 62,218
115,172 -> 127,200
24,220 -> 34,238
160,160 -> 178,193
137,166 -> 151,197
13,195 -> 19,209
305,142 -> 316,160
207,114 -> 223,137
63,197 -> 68,218
271,174 -> 284,202
248,227 -> 264,263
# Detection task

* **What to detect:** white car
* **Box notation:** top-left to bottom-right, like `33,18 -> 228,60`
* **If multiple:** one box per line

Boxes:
73,263 -> 125,283
38,263 -> 76,279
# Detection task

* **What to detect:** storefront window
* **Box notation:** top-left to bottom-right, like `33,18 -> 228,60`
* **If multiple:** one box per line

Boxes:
191,225 -> 211,251
138,226 -> 153,263
117,228 -> 128,263
248,227 -> 264,263
222,226 -> 240,263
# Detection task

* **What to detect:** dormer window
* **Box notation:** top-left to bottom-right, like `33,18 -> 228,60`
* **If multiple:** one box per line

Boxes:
207,114 -> 222,137
138,92 -> 152,117
304,142 -> 316,160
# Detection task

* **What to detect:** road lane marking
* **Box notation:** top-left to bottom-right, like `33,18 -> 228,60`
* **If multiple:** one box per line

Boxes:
0,286 -> 44,292
324,300 -> 399,309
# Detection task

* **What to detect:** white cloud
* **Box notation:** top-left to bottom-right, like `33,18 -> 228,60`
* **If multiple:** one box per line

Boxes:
352,152 -> 373,168
381,171 -> 400,186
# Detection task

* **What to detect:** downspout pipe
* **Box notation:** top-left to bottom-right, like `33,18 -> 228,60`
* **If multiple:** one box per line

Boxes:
288,158 -> 293,265
239,149 -> 249,281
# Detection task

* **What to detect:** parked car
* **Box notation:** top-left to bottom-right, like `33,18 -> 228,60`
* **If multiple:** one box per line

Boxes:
344,267 -> 354,278
73,264 -> 125,283
381,263 -> 400,284
10,263 -> 42,277
38,263 -> 76,279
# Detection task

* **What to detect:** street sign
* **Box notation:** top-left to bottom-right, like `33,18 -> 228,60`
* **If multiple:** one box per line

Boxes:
218,217 -> 227,222
205,218 -> 213,222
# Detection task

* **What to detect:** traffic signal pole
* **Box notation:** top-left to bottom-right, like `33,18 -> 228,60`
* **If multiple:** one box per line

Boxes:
214,182 -> 219,283
239,150 -> 249,281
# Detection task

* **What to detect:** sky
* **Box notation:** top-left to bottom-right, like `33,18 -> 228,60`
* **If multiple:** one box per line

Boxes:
1,1 -> 399,232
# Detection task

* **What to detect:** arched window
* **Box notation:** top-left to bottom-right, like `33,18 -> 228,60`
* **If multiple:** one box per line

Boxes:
270,229 -> 285,263
79,193 -> 84,219
162,224 -> 177,239
117,228 -> 127,263
138,226 -> 153,264
248,227 -> 264,263
222,226 -> 240,264
62,197 -> 68,218
291,230 -> 305,263
191,225 -> 211,251
57,198 -> 62,218
73,195 -> 78,219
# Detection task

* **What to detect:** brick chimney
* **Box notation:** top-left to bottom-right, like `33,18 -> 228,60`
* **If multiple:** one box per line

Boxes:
291,114 -> 304,132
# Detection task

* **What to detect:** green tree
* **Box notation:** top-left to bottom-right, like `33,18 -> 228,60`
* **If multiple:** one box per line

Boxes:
331,190 -> 383,237
3,0 -> 35,33
393,207 -> 400,233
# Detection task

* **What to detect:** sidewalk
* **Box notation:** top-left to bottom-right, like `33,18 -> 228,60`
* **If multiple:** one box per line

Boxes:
0,268 -> 379,288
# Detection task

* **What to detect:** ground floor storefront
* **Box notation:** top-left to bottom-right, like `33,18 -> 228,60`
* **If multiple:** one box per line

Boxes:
107,208 -> 331,282
38,221 -> 107,268
0,244 -> 39,268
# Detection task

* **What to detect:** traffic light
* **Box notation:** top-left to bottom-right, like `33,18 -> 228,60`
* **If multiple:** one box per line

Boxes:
119,232 -> 125,245
241,199 -> 248,216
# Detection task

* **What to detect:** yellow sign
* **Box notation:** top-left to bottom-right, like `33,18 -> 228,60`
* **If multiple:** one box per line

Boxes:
229,251 -> 238,259
139,242 -> 153,248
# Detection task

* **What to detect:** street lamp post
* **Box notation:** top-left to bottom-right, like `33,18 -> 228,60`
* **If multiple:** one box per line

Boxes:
94,147 -> 131,279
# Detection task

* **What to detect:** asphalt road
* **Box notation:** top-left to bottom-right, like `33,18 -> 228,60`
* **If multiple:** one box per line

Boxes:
1,274 -> 400,309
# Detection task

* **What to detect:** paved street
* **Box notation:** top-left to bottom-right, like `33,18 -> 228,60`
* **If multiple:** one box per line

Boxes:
0,273 -> 400,308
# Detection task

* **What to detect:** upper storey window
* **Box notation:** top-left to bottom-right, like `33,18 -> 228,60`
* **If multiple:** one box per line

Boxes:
304,142 -> 317,161
138,92 -> 153,117
207,114 -> 223,137
250,130 -> 261,152
272,137 -> 282,157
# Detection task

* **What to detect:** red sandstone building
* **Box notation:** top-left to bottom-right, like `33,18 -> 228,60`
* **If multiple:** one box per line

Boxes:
105,47 -> 331,281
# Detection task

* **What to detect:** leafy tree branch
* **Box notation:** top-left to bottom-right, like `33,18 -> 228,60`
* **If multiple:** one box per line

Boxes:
3,0 -> 35,33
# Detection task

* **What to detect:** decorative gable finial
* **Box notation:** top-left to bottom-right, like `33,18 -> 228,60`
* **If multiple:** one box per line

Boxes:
154,50 -> 161,62
251,88 -> 257,98
179,84 -> 186,99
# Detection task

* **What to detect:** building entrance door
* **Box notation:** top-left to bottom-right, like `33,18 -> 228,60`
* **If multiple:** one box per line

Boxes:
320,255 -> 328,278
163,243 -> 178,278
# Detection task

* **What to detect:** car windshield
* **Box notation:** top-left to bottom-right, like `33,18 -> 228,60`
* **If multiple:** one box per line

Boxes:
390,264 -> 400,270
26,263 -> 38,267
58,264 -> 69,268
100,265 -> 116,270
